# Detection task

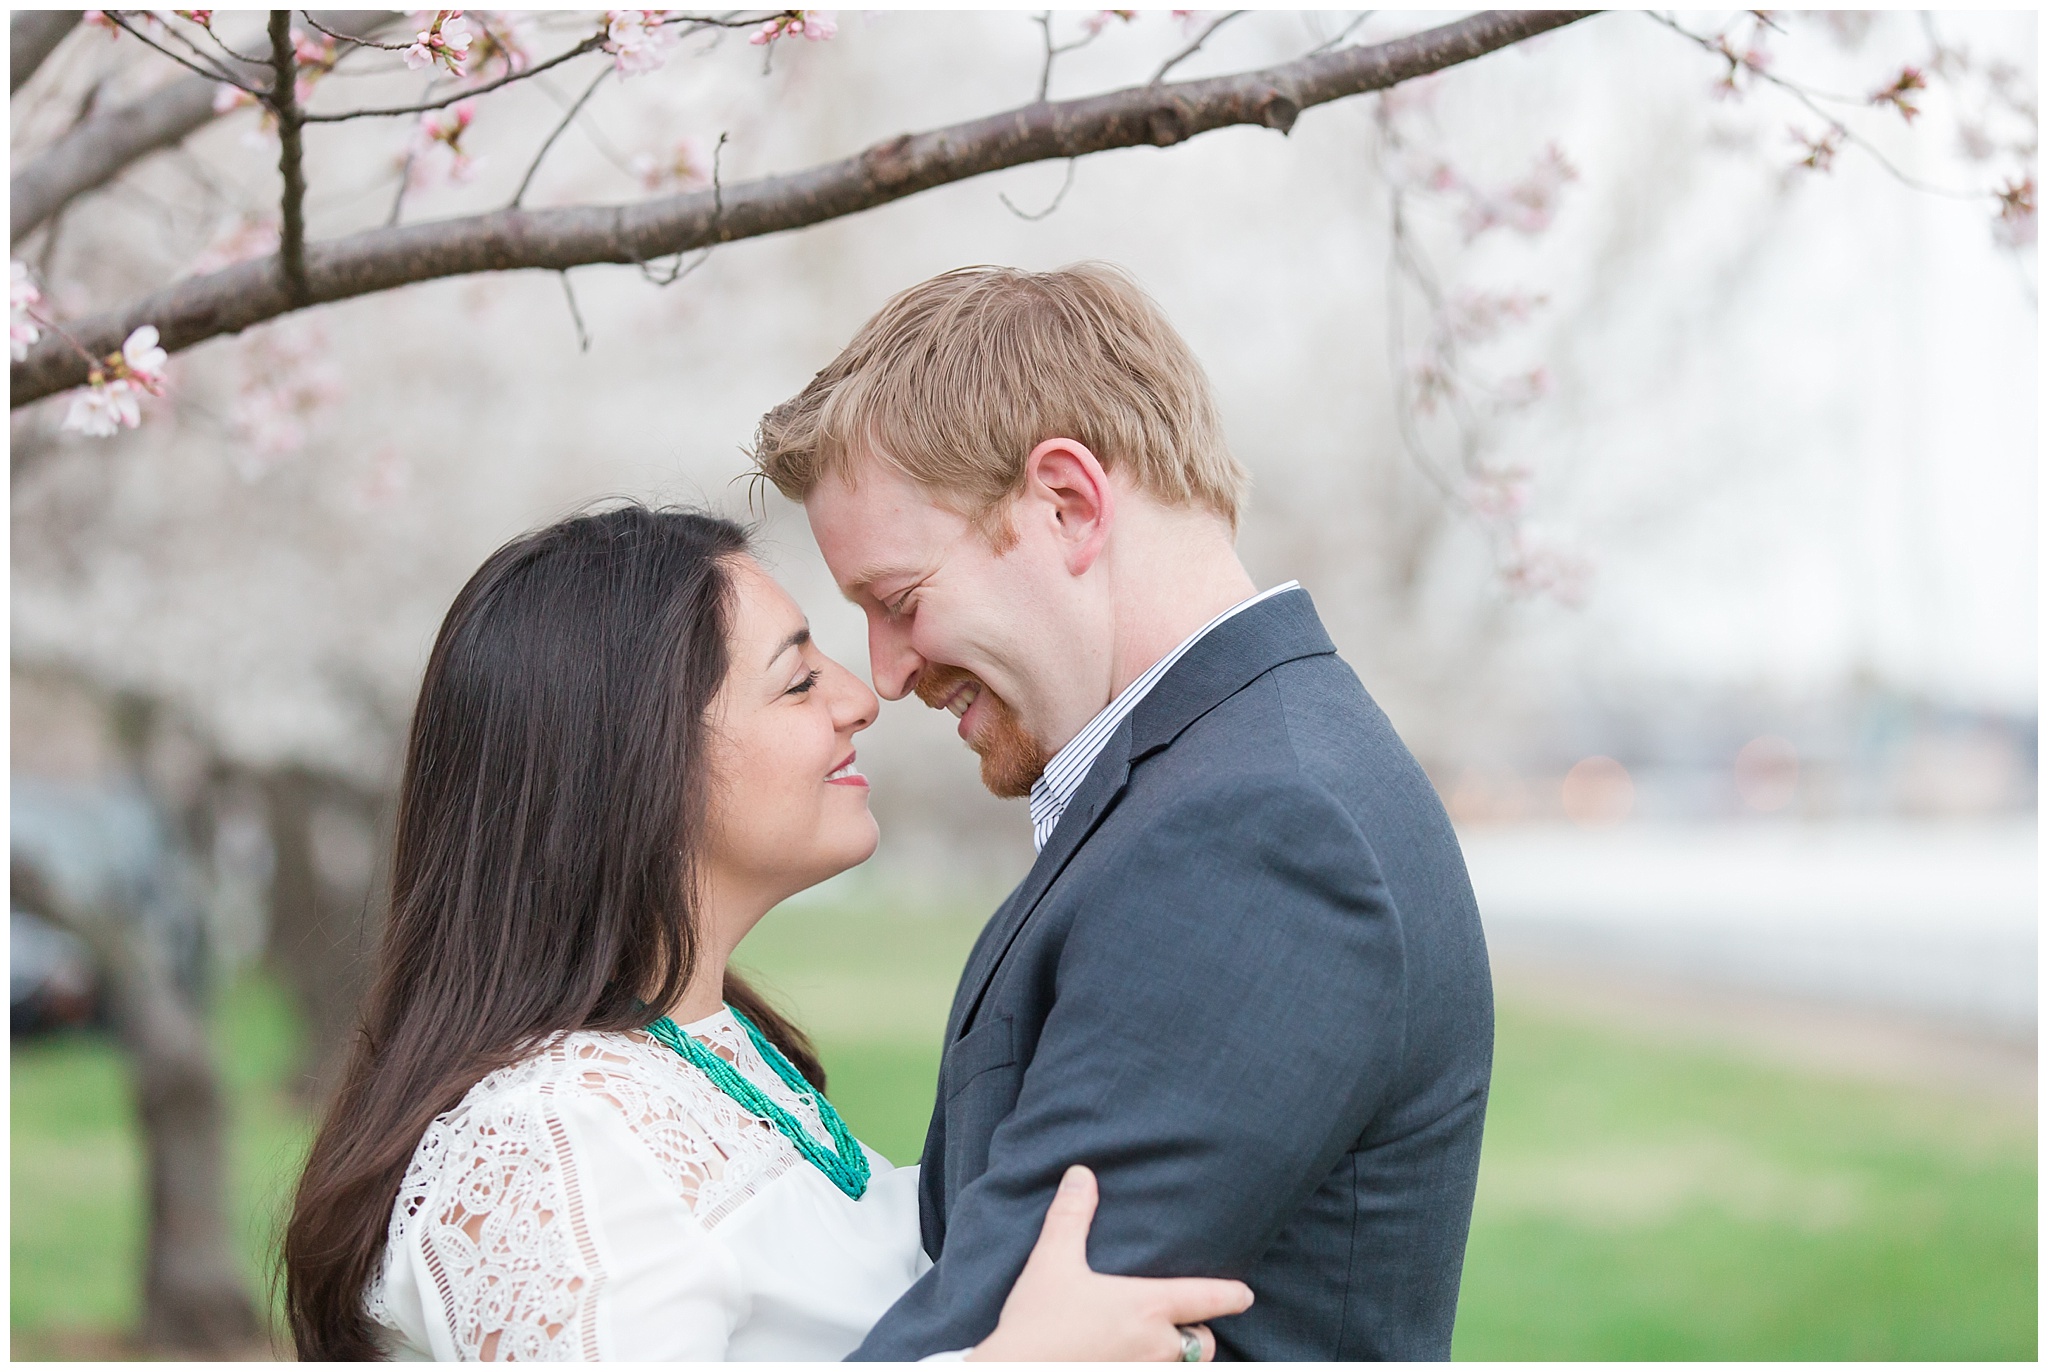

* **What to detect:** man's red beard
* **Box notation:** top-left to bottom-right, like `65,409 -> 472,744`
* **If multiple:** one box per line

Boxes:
916,665 -> 1051,799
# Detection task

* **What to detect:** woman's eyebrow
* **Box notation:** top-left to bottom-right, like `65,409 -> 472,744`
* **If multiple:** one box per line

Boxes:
766,625 -> 811,669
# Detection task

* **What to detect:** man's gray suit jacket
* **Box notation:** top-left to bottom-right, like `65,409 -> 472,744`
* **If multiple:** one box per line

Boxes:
850,588 -> 1493,1361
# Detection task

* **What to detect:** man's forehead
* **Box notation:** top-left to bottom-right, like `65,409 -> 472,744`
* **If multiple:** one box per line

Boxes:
808,468 -> 965,592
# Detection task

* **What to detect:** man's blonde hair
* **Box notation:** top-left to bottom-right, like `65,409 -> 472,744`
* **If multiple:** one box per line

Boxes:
752,264 -> 1248,538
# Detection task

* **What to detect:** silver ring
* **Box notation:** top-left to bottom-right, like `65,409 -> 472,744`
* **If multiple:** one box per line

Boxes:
1176,1326 -> 1203,1362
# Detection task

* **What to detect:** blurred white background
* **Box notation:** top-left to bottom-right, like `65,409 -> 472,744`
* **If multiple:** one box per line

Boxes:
12,9 -> 2037,1035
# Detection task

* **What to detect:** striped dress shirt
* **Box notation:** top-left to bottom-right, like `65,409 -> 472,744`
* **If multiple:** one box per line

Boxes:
1027,581 -> 1302,852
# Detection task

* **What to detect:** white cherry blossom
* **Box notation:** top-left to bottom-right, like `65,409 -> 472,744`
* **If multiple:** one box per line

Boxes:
62,379 -> 142,437
605,11 -> 678,76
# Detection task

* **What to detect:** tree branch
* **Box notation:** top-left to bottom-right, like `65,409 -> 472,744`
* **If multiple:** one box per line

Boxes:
9,12 -> 405,244
11,10 -> 83,94
268,11 -> 312,306
11,10 -> 1597,408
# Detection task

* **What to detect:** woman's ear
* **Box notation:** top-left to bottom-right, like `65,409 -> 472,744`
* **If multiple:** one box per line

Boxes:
1022,438 -> 1115,576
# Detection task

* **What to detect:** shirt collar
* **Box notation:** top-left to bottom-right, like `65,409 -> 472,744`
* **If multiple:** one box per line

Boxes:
1026,581 -> 1301,852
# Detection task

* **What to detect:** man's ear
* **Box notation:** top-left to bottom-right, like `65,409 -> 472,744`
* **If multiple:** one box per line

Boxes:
1022,438 -> 1115,576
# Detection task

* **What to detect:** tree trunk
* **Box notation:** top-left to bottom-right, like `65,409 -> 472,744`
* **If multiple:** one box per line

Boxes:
262,767 -> 387,1104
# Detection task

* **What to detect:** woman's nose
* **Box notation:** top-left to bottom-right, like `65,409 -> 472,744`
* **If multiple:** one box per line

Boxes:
828,657 -> 879,733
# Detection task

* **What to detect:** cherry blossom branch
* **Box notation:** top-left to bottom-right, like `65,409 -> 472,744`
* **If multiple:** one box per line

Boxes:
9,12 -> 405,243
1647,12 -> 1991,202
267,11 -> 312,305
301,31 -> 612,121
11,9 -> 1596,407
1150,12 -> 1247,86
11,10 -> 84,94
299,14 -> 774,123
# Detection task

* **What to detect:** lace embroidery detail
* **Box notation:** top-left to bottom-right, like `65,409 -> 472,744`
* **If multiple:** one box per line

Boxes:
367,1015 -> 830,1359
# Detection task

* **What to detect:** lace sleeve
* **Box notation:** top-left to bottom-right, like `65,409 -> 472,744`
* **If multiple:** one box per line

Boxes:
379,1037 -> 753,1361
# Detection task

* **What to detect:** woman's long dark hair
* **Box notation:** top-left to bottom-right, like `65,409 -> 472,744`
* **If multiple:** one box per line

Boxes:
284,505 -> 823,1360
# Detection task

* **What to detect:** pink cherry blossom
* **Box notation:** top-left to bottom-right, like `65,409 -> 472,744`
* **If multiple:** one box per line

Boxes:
1080,10 -> 1135,38
466,11 -> 538,80
228,322 -> 344,472
608,10 -> 680,73
749,10 -> 837,46
213,82 -> 256,114
11,261 -> 44,362
410,101 -> 481,186
1992,175 -> 2036,250
632,137 -> 711,193
405,11 -> 473,75
191,214 -> 281,275
1466,465 -> 1533,522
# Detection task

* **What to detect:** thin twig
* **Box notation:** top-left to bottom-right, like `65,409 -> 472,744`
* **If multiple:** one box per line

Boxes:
155,11 -> 263,80
637,246 -> 713,286
1032,10 -> 1107,104
191,14 -> 274,67
1305,12 -> 1375,59
998,158 -> 1077,220
711,131 -> 728,233
296,12 -> 413,53
510,66 -> 610,209
101,10 -> 262,91
268,10 -> 311,305
1151,11 -> 1246,86
386,149 -> 416,227
559,270 -> 590,351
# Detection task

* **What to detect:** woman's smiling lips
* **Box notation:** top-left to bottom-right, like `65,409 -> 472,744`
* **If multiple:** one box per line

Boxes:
825,752 -> 868,787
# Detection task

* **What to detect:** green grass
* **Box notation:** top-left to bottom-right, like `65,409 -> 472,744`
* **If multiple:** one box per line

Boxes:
12,896 -> 2037,1359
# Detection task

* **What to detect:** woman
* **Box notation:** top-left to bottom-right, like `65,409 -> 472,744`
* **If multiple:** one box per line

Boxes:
284,505 -> 1250,1360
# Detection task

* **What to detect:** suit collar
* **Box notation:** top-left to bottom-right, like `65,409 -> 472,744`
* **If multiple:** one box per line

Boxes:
1128,586 -> 1334,761
947,588 -> 1335,1040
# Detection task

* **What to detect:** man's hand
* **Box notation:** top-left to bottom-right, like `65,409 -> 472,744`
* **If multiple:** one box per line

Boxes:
967,1166 -> 1255,1362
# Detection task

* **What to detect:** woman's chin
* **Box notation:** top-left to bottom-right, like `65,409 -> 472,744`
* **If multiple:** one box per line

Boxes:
793,819 -> 881,894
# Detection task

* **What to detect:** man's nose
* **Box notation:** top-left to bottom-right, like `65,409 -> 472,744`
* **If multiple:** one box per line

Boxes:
867,616 -> 923,702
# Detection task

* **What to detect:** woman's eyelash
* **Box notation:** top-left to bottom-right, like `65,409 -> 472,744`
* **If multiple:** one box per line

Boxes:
787,669 -> 822,696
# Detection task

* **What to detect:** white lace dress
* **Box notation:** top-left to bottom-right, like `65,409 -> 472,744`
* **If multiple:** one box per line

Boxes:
366,1008 -> 931,1360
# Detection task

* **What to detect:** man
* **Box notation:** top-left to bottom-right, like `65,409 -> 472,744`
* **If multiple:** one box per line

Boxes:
754,264 -> 1493,1361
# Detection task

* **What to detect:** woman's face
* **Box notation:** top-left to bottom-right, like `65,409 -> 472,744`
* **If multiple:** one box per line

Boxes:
701,556 -> 880,917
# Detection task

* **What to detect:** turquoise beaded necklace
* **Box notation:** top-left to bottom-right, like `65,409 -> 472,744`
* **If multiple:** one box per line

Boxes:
643,1007 -> 871,1201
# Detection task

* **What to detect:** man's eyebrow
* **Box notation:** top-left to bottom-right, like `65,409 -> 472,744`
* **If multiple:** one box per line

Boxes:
767,625 -> 810,668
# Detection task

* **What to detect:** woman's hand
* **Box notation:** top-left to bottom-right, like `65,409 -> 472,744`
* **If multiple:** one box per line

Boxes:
966,1166 -> 1254,1362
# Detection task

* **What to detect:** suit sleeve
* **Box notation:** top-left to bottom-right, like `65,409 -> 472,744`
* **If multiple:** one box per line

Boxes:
851,775 -> 1406,1359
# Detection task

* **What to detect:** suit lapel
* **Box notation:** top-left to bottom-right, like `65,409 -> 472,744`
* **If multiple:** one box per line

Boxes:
948,723 -> 1133,1040
945,588 -> 1339,1042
